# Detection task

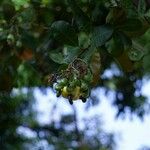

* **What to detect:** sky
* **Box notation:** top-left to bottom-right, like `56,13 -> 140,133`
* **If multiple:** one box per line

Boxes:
32,79 -> 150,150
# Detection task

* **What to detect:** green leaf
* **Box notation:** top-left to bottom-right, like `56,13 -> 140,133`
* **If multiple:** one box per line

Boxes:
82,46 -> 97,62
12,0 -> 30,10
120,0 -> 133,9
50,52 -> 65,64
19,7 -> 36,25
145,9 -> 150,18
21,31 -> 37,50
128,41 -> 145,61
138,0 -> 146,15
41,0 -> 49,5
91,25 -> 114,48
67,0 -> 91,31
17,62 -> 41,87
51,21 -> 78,46
116,31 -> 132,49
106,33 -> 124,57
63,46 -> 80,63
78,32 -> 90,49
106,7 -> 126,25
143,53 -> 150,73
119,18 -> 142,31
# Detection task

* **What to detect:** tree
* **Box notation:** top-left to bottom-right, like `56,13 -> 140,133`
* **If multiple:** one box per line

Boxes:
0,0 -> 150,149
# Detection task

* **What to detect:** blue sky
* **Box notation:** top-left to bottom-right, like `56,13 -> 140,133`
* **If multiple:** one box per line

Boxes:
33,79 -> 150,150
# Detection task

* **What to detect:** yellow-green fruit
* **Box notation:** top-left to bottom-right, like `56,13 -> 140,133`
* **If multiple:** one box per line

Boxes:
61,86 -> 69,98
72,86 -> 81,100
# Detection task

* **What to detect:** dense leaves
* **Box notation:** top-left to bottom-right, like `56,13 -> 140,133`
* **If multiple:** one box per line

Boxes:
51,20 -> 78,45
1,0 -> 150,149
0,0 -> 150,114
91,25 -> 114,48
0,0 -> 150,147
0,89 -> 116,150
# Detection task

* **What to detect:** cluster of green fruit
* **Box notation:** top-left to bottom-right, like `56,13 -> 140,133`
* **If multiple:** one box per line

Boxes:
54,70 -> 93,104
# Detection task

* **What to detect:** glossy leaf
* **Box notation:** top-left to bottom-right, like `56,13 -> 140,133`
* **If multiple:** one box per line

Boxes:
138,0 -> 146,15
116,31 -> 132,49
82,46 -> 97,62
49,52 -> 65,64
51,21 -> 78,46
67,0 -> 91,31
119,18 -> 142,31
12,0 -> 30,10
106,7 -> 126,25
143,53 -> 150,73
91,25 -> 114,48
122,18 -> 150,38
78,32 -> 90,49
63,46 -> 80,63
106,32 -> 125,57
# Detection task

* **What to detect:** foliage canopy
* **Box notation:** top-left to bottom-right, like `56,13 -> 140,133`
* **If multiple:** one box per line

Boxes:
1,0 -> 150,115
1,0 -> 150,149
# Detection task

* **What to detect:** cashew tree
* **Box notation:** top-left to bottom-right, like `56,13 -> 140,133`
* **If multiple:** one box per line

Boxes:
1,0 -> 150,116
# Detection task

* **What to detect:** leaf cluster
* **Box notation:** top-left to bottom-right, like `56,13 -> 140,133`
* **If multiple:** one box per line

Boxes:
0,0 -> 150,116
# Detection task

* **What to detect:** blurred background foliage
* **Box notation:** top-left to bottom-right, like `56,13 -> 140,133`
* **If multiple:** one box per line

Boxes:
1,0 -> 150,149
0,88 -> 116,150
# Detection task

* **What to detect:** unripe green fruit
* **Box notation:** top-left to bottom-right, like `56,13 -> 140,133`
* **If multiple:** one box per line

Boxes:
81,89 -> 90,98
74,79 -> 81,86
56,91 -> 61,97
67,86 -> 73,93
57,78 -> 68,86
53,67 -> 92,101
83,72 -> 93,83
69,82 -> 75,88
70,79 -> 80,88
81,81 -> 88,91
54,84 -> 62,91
